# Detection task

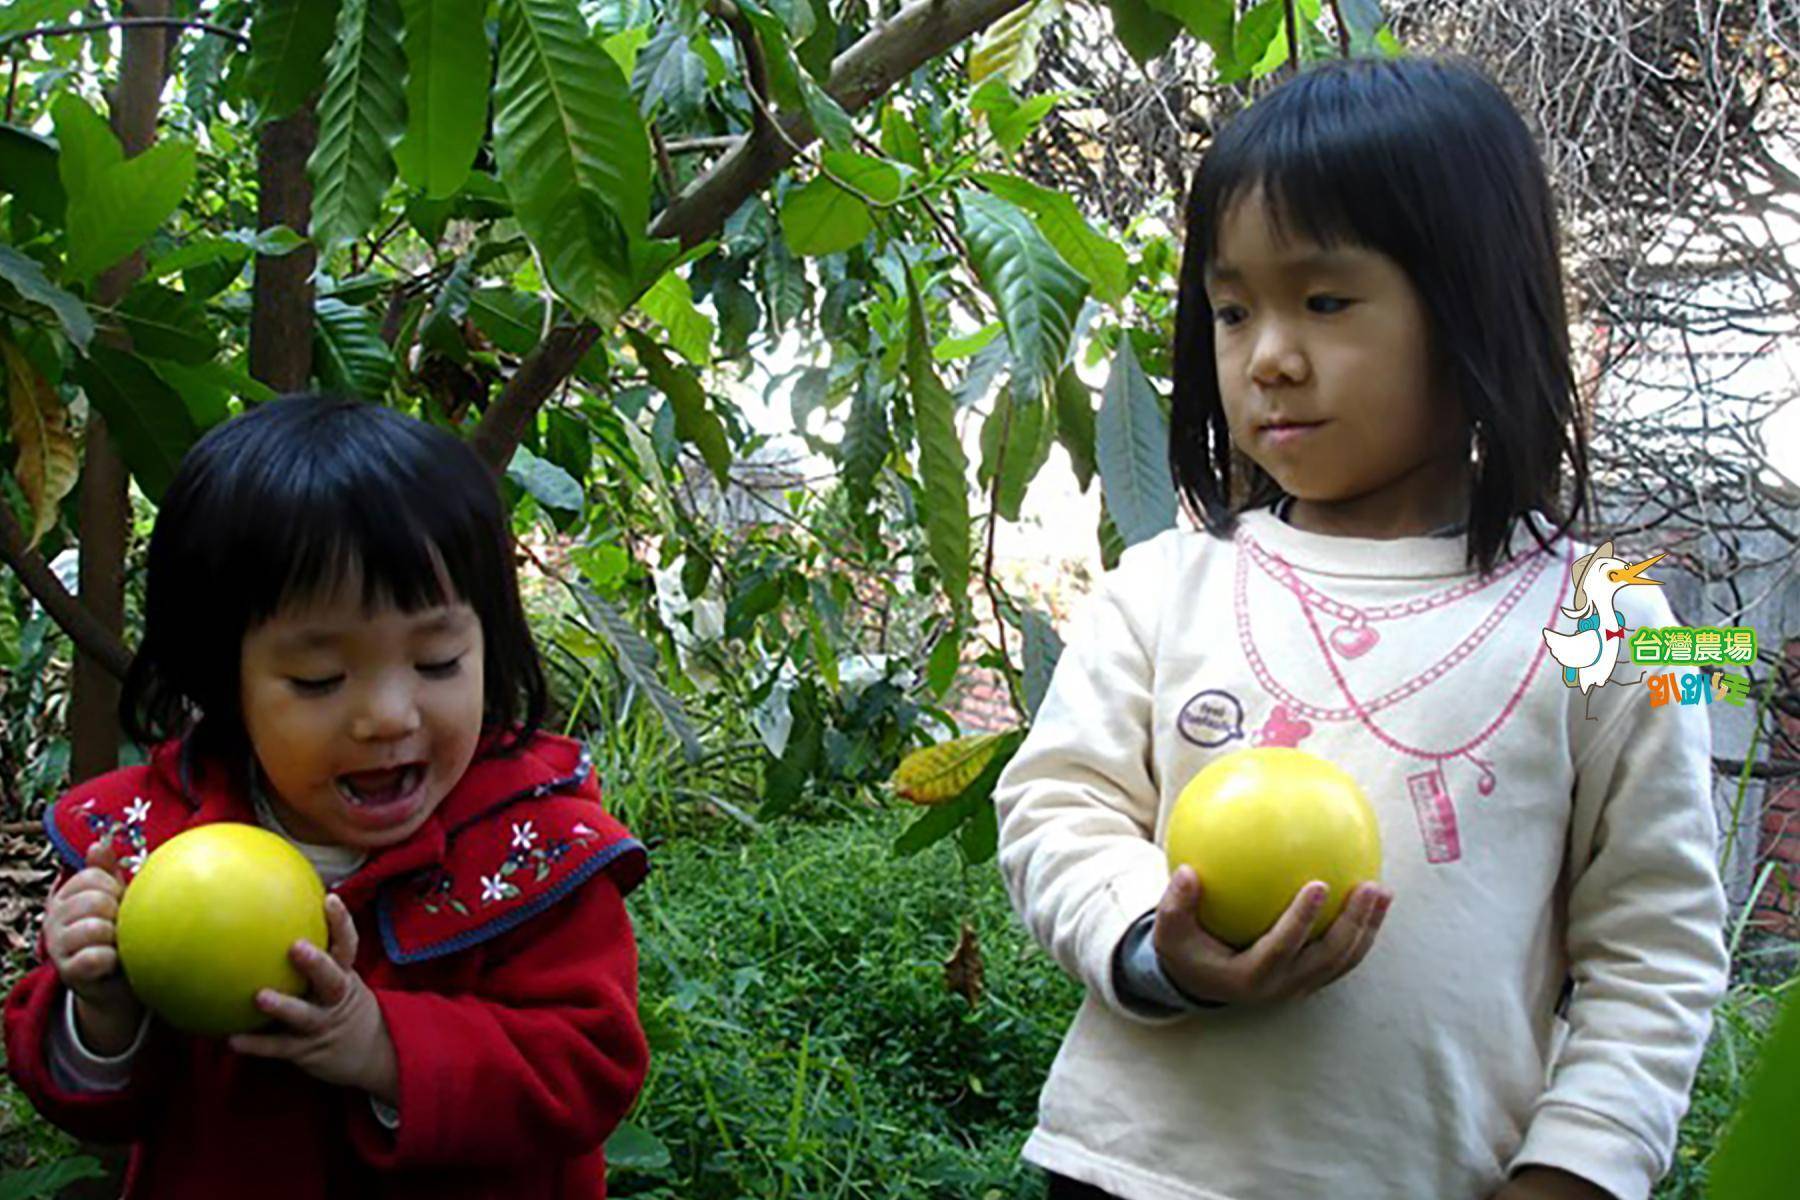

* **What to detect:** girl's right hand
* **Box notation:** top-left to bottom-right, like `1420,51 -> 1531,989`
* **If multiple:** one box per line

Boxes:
45,838 -> 144,1050
1152,865 -> 1393,1007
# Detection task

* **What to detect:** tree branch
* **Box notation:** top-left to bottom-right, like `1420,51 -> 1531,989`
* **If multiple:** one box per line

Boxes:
0,504 -> 133,679
0,16 -> 248,52
468,0 -> 1036,473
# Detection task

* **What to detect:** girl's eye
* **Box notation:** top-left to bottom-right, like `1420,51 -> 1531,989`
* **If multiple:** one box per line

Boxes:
1308,295 -> 1351,314
1213,304 -> 1246,327
289,676 -> 343,695
419,656 -> 465,678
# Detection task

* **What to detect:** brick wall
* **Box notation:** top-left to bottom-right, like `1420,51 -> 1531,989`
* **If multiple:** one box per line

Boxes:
1752,637 -> 1800,938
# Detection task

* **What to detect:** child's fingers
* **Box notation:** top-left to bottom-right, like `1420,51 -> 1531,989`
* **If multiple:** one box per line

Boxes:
1153,868 -> 1233,962
1307,885 -> 1393,991
254,987 -> 331,1036
323,894 -> 358,972
289,939 -> 352,1007
1244,882 -> 1327,984
85,836 -> 123,879
52,889 -> 120,925
228,1029 -> 304,1062
58,944 -> 121,985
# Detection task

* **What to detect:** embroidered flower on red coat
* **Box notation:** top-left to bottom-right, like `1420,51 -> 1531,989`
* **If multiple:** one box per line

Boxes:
510,820 -> 538,851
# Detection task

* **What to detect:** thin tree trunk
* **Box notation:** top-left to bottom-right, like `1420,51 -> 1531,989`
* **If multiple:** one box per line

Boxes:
68,2 -> 170,787
250,105 -> 317,391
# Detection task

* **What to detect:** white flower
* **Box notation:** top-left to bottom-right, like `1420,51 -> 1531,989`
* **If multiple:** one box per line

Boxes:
511,820 -> 538,851
480,874 -> 508,904
123,798 -> 151,824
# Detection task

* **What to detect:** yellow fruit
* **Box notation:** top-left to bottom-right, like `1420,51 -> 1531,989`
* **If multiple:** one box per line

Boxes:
1165,747 -> 1381,948
892,733 -> 1007,805
116,823 -> 328,1036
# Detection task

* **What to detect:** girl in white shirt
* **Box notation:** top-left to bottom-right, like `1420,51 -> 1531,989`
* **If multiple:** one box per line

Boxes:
996,54 -> 1728,1200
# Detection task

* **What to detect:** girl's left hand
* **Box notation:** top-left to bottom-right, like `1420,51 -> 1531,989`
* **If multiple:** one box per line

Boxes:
229,894 -> 399,1104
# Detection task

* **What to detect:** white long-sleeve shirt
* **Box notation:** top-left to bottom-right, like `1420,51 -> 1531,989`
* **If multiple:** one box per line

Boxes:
994,508 -> 1729,1200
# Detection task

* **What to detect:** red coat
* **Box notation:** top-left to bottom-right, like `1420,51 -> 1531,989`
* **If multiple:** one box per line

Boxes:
5,730 -> 649,1199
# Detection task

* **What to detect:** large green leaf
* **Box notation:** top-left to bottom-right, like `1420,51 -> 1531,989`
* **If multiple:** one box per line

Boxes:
0,245 -> 92,350
779,176 -> 873,257
976,171 -> 1127,304
116,283 -> 218,364
0,0 -> 81,37
1107,0 -> 1181,65
956,188 -> 1088,400
1022,607 -> 1064,719
249,0 -> 344,118
1095,337 -> 1176,547
0,124 -> 66,223
52,96 -> 196,284
312,297 -> 394,398
308,0 -> 408,250
635,271 -> 714,366
1710,987 -> 1800,1199
1144,0 -> 1236,71
979,379 -> 1053,522
395,0 -> 488,198
1053,365 -> 1096,491
842,372 -> 890,520
565,579 -> 702,763
494,0 -> 651,325
626,329 -> 730,486
467,287 -> 550,355
905,275 -> 972,609
71,345 -> 201,502
506,444 -> 584,512
0,1155 -> 107,1200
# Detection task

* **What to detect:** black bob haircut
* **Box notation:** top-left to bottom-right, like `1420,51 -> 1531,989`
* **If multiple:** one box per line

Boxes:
121,394 -> 548,763
1170,54 -> 1590,576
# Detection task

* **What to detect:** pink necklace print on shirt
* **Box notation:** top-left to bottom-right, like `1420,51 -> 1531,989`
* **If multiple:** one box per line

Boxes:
1232,527 -> 1574,863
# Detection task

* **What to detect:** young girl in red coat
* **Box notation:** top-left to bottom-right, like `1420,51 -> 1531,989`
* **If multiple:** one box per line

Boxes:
5,394 -> 649,1199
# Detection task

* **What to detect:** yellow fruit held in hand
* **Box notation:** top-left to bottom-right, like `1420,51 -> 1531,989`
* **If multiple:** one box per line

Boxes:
1165,747 -> 1382,949
116,823 -> 328,1036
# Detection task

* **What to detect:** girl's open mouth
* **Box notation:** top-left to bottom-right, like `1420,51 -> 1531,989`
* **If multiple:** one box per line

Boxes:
335,764 -> 427,822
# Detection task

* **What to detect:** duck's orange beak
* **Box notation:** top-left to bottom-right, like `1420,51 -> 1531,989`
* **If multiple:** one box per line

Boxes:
1608,552 -> 1665,587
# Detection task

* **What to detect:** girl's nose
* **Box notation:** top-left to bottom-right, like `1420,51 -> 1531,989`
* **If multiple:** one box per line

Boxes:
1249,322 -> 1309,386
351,680 -> 423,741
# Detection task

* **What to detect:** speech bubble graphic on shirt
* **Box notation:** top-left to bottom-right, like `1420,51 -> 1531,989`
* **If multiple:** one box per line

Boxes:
1177,689 -> 1246,748
1540,537 -> 1665,723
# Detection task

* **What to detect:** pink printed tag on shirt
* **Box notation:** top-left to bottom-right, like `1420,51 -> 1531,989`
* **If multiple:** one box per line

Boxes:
1407,767 -> 1462,864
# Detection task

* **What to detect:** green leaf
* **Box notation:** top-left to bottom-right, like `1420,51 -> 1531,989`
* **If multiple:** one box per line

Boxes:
71,345 -> 201,502
976,171 -> 1127,304
927,621 -> 962,697
506,444 -> 584,512
632,23 -> 708,120
635,271 -> 714,366
494,0 -> 651,325
906,274 -> 972,609
0,1155 -> 108,1200
603,1121 -> 672,1173
601,26 -> 650,78
821,151 -> 903,203
1095,336 -> 1176,547
0,124 -> 67,223
147,238 -> 248,280
313,297 -> 394,398
147,357 -> 269,429
800,75 -> 854,152
933,321 -> 1002,362
957,797 -> 998,864
1234,0 -> 1286,80
249,0 -> 344,118
566,579 -> 702,763
1053,365 -> 1096,491
969,81 -> 1064,155
627,329 -> 731,486
1337,0 -> 1384,54
842,372 -> 890,519
116,283 -> 218,364
880,104 -> 925,172
0,0 -> 83,38
979,381 -> 1052,522
764,681 -> 825,816
1709,988 -> 1800,1199
0,245 -> 92,350
308,0 -> 408,250
53,95 -> 197,284
395,0 -> 489,198
1144,0 -> 1235,71
1021,607 -> 1064,719
893,730 -> 1022,856
956,188 -> 1088,400
467,287 -> 550,355
1107,0 -> 1181,65
969,0 -> 1048,87
779,176 -> 872,257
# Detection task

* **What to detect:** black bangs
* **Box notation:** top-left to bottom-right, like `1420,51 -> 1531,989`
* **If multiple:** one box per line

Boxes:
121,395 -> 547,760
1170,55 -> 1591,576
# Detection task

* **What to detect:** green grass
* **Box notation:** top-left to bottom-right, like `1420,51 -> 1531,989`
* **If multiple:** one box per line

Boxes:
614,805 -> 1079,1199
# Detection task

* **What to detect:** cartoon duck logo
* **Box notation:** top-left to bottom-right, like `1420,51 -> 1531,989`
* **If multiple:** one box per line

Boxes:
1541,539 -> 1666,721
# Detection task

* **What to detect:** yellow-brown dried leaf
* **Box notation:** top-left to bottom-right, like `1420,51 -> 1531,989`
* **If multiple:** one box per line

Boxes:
892,733 -> 1006,805
3,335 -> 78,549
